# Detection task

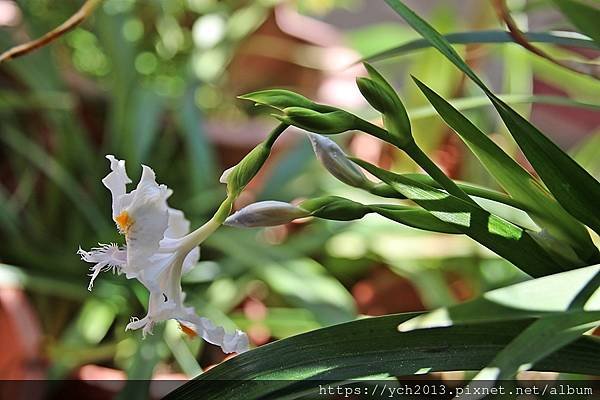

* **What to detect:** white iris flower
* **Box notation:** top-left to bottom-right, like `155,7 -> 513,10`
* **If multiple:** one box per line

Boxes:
78,155 -> 248,354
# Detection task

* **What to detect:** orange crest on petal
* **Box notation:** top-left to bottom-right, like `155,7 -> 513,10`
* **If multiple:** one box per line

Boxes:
115,211 -> 133,234
179,322 -> 198,339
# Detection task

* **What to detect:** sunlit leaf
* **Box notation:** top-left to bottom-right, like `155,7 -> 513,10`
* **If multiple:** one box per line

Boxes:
399,264 -> 600,331
353,158 -> 565,277
413,78 -> 597,262
165,314 -> 600,400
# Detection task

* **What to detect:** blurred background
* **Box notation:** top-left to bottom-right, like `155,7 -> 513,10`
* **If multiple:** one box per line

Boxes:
0,0 -> 599,397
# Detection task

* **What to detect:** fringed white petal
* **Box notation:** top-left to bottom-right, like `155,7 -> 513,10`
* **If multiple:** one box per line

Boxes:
77,243 -> 127,291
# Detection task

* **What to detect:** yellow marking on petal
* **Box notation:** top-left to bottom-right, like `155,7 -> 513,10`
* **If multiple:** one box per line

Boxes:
115,211 -> 133,234
179,322 -> 198,339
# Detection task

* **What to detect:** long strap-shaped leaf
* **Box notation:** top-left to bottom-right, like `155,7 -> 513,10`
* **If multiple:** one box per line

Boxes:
385,0 -> 600,236
413,78 -> 597,262
353,158 -> 564,277
552,0 -> 600,47
399,265 -> 600,331
164,314 -> 600,400
471,312 -> 600,382
363,30 -> 599,63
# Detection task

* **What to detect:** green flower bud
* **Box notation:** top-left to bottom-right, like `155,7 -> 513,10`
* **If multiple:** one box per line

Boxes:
357,63 -> 413,147
221,143 -> 269,198
279,107 -> 358,135
224,201 -> 310,228
307,133 -> 373,190
356,77 -> 396,115
238,89 -> 334,112
300,196 -> 369,221
220,124 -> 287,197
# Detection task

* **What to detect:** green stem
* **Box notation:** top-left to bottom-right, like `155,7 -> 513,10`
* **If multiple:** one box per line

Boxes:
178,197 -> 233,255
370,176 -> 530,212
355,118 -> 396,144
404,140 -> 477,206
354,116 -> 478,206
265,123 -> 289,147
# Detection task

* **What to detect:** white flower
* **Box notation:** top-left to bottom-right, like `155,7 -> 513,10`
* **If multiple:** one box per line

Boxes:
78,155 -> 248,354
224,200 -> 310,228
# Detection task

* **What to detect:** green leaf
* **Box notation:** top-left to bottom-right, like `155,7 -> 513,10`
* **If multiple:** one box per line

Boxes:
399,264 -> 600,331
239,89 -> 333,112
491,99 -> 600,236
370,204 -> 461,234
363,30 -> 599,63
473,312 -> 600,381
384,0 -> 487,88
301,195 -> 461,233
571,132 -> 600,178
353,158 -> 565,277
359,63 -> 412,145
165,314 -> 600,400
385,0 -> 600,236
552,0 -> 600,46
408,94 -> 600,120
412,78 -> 596,261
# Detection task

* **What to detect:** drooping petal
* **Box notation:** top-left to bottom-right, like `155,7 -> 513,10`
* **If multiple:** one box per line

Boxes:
102,155 -> 132,218
187,316 -> 249,354
77,243 -> 127,291
121,166 -> 170,276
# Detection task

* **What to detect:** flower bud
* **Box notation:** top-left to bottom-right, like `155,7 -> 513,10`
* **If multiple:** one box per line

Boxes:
279,107 -> 358,135
356,77 -> 396,115
238,89 -> 334,112
299,196 -> 369,221
357,63 -> 413,147
220,123 -> 287,198
222,144 -> 270,197
223,201 -> 310,228
307,133 -> 373,189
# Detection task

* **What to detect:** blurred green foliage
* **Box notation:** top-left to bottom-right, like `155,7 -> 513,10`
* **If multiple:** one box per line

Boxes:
0,0 -> 598,387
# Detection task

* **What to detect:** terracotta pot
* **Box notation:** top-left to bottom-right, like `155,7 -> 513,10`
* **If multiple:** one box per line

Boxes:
0,285 -> 45,399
